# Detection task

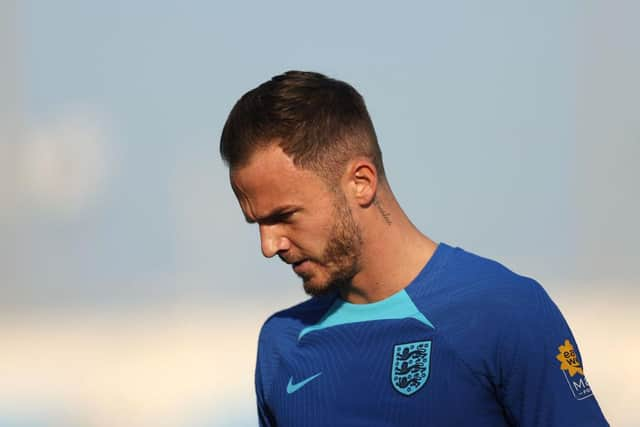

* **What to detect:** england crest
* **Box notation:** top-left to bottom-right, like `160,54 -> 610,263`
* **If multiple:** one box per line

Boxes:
391,340 -> 431,396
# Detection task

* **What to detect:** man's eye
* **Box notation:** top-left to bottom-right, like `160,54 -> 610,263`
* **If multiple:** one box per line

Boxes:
261,212 -> 295,225
277,212 -> 295,222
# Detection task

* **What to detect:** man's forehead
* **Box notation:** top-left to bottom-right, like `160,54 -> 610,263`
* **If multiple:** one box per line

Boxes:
230,145 -> 317,192
232,144 -> 296,177
229,145 -> 326,216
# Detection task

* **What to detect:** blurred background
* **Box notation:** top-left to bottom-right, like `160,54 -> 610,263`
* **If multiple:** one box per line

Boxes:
2,1 -> 638,426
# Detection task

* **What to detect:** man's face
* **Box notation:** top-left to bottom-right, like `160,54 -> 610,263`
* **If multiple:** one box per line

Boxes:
230,145 -> 362,296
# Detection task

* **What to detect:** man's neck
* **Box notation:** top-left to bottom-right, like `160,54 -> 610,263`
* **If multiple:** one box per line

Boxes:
340,193 -> 437,304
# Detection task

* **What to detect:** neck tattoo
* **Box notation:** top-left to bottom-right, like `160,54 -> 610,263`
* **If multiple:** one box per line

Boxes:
374,199 -> 392,225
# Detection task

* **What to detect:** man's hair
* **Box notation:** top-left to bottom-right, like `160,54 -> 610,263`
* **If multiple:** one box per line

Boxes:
220,70 -> 385,184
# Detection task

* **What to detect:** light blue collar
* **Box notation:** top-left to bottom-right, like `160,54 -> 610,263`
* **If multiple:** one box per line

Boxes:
298,289 -> 434,340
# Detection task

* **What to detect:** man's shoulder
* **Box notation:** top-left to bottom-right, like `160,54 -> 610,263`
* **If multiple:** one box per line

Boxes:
422,245 -> 563,380
437,244 -> 545,306
415,243 -> 553,333
258,293 -> 336,343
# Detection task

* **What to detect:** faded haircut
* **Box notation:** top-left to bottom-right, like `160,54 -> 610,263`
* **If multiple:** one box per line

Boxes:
220,70 -> 385,185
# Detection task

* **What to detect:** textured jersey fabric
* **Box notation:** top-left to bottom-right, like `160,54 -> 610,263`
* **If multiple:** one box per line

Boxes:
255,242 -> 609,426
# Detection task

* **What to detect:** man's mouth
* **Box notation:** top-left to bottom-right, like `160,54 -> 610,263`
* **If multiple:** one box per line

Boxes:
292,259 -> 309,273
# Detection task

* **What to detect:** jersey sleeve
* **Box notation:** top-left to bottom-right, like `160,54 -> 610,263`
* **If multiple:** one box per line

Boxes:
255,320 -> 278,427
497,279 -> 608,426
256,364 -> 275,427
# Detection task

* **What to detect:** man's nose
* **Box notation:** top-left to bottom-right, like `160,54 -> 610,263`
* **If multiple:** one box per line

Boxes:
259,224 -> 290,258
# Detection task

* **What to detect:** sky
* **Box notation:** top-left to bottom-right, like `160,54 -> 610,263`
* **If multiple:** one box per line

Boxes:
2,1 -> 639,426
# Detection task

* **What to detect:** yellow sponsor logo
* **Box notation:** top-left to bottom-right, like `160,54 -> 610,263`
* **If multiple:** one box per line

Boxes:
556,339 -> 584,377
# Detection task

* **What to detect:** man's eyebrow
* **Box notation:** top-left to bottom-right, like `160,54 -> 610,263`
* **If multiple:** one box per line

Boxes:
245,205 -> 299,224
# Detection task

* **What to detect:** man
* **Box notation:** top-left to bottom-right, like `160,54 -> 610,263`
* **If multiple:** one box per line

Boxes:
220,71 -> 608,426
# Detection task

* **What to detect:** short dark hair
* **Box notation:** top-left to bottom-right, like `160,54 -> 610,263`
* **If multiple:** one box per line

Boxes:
220,70 -> 385,184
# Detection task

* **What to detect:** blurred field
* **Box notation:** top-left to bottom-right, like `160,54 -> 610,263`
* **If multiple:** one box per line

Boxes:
0,285 -> 636,427
0,299 -> 285,427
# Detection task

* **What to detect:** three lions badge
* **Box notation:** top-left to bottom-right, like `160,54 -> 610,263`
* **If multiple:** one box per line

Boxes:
392,340 -> 431,396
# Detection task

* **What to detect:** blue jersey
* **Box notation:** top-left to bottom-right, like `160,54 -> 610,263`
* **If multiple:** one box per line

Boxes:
255,243 -> 608,426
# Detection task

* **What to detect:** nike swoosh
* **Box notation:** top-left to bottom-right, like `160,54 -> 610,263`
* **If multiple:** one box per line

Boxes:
286,372 -> 322,394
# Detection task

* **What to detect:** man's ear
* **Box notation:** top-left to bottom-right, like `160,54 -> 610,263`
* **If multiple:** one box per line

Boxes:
344,159 -> 378,207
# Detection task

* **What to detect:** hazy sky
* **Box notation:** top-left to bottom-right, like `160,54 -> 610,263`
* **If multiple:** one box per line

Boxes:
5,0 -> 635,308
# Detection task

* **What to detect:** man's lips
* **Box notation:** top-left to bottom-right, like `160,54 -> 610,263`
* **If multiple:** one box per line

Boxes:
280,255 -> 307,266
292,259 -> 310,273
278,255 -> 311,273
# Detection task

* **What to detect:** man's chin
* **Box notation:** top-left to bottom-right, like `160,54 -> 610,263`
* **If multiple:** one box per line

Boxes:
302,277 -> 337,297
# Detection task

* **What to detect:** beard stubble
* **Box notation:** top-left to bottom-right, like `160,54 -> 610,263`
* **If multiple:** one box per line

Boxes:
301,195 -> 363,297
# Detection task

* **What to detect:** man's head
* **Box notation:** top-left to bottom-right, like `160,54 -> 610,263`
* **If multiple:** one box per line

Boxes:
221,71 -> 385,296
220,70 -> 384,186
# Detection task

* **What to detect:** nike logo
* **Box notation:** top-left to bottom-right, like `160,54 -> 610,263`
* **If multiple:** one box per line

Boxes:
286,372 -> 322,394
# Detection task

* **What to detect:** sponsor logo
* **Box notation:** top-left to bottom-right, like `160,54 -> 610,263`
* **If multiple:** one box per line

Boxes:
391,340 -> 431,396
556,339 -> 593,400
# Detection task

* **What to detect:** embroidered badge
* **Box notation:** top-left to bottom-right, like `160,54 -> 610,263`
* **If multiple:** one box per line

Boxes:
391,340 -> 431,396
556,339 -> 593,400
